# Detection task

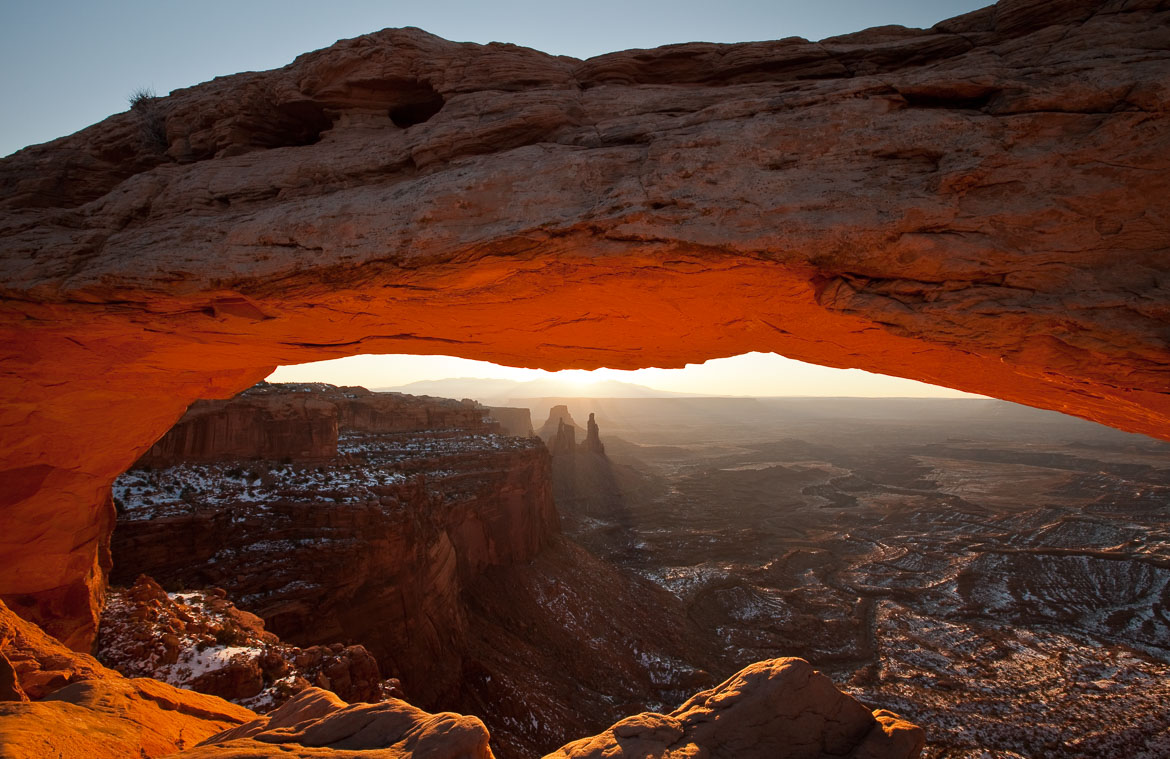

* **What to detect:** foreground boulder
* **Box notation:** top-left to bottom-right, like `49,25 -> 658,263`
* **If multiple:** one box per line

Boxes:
0,596 -> 110,699
176,687 -> 495,758
545,658 -> 924,759
0,677 -> 255,759
0,598 -> 255,758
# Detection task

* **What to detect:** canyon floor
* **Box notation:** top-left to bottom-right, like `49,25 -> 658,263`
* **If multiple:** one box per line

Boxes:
544,397 -> 1170,759
98,390 -> 1170,758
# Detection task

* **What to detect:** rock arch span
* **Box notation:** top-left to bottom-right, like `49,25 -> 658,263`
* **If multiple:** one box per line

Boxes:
1,0 -> 1168,647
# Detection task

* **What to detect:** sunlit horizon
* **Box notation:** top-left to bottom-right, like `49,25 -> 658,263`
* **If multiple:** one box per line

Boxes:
266,352 -> 985,399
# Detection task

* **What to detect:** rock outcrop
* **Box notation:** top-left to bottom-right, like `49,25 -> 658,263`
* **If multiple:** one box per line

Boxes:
137,392 -> 339,465
582,414 -> 604,456
2,0 -> 1168,671
137,382 -> 499,467
538,406 -> 581,445
97,575 -> 399,710
545,658 -> 924,759
0,597 -> 108,700
0,597 -> 257,758
180,687 -> 496,759
111,386 -> 559,707
488,406 -> 536,437
544,408 -> 626,519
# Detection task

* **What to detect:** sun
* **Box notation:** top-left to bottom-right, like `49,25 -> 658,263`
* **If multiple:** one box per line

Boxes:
550,369 -> 605,387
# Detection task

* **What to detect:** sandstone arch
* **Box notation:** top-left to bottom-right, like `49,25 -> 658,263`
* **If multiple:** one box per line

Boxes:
1,0 -> 1168,648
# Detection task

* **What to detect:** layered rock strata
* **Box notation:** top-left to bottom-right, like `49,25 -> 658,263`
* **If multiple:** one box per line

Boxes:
2,0 -> 1168,678
137,382 -> 499,467
97,575 -> 399,710
111,388 -> 558,707
487,406 -> 536,437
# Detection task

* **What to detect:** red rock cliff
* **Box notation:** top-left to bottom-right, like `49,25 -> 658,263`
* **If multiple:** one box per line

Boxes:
110,401 -> 558,706
137,394 -> 339,465
136,382 -> 500,467
0,0 -> 1167,652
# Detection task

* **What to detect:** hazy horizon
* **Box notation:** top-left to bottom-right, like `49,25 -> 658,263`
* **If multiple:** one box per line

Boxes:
267,352 -> 986,399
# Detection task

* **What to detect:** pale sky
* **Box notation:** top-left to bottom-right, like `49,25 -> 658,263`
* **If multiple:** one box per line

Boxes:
268,353 -> 983,398
5,0 -> 989,397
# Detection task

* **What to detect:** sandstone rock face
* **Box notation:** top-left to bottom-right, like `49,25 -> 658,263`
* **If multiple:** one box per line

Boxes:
137,392 -> 339,466
538,406 -> 581,445
180,687 -> 496,759
487,406 -> 536,437
137,382 -> 499,467
544,658 -> 924,759
2,0 -> 1169,650
0,596 -> 106,699
0,677 -> 255,759
0,597 -> 257,758
328,386 -> 498,435
97,575 -> 398,710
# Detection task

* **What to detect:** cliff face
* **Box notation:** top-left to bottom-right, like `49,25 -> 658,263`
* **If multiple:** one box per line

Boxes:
137,394 -> 339,465
1,0 -> 1168,669
538,406 -> 581,445
328,386 -> 498,434
110,384 -> 558,708
543,408 -> 626,520
138,382 -> 499,467
112,426 -> 557,707
487,407 -> 535,437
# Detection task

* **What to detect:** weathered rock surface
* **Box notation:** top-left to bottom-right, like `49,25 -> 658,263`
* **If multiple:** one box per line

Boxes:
137,382 -> 499,467
180,687 -> 495,759
0,676 -> 256,759
2,0 -> 1168,657
0,597 -> 257,758
111,388 -> 559,707
138,392 -> 339,465
0,596 -> 106,699
544,658 -> 924,759
98,575 -> 399,710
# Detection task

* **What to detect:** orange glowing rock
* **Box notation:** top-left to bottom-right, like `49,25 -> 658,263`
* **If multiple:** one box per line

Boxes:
1,0 -> 1168,651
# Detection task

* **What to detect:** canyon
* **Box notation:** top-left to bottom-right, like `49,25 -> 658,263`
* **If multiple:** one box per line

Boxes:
1,0 -> 1169,650
0,0 -> 1168,756
549,396 -> 1170,757
73,382 -> 918,758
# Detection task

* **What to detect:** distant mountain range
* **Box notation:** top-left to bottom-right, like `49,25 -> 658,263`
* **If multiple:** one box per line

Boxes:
376,377 -> 700,404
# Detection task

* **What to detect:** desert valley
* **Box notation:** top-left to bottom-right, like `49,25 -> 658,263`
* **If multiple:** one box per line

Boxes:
74,381 -> 1168,758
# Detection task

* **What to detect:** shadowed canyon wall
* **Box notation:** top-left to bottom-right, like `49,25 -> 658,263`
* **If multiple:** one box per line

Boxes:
1,0 -> 1168,646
